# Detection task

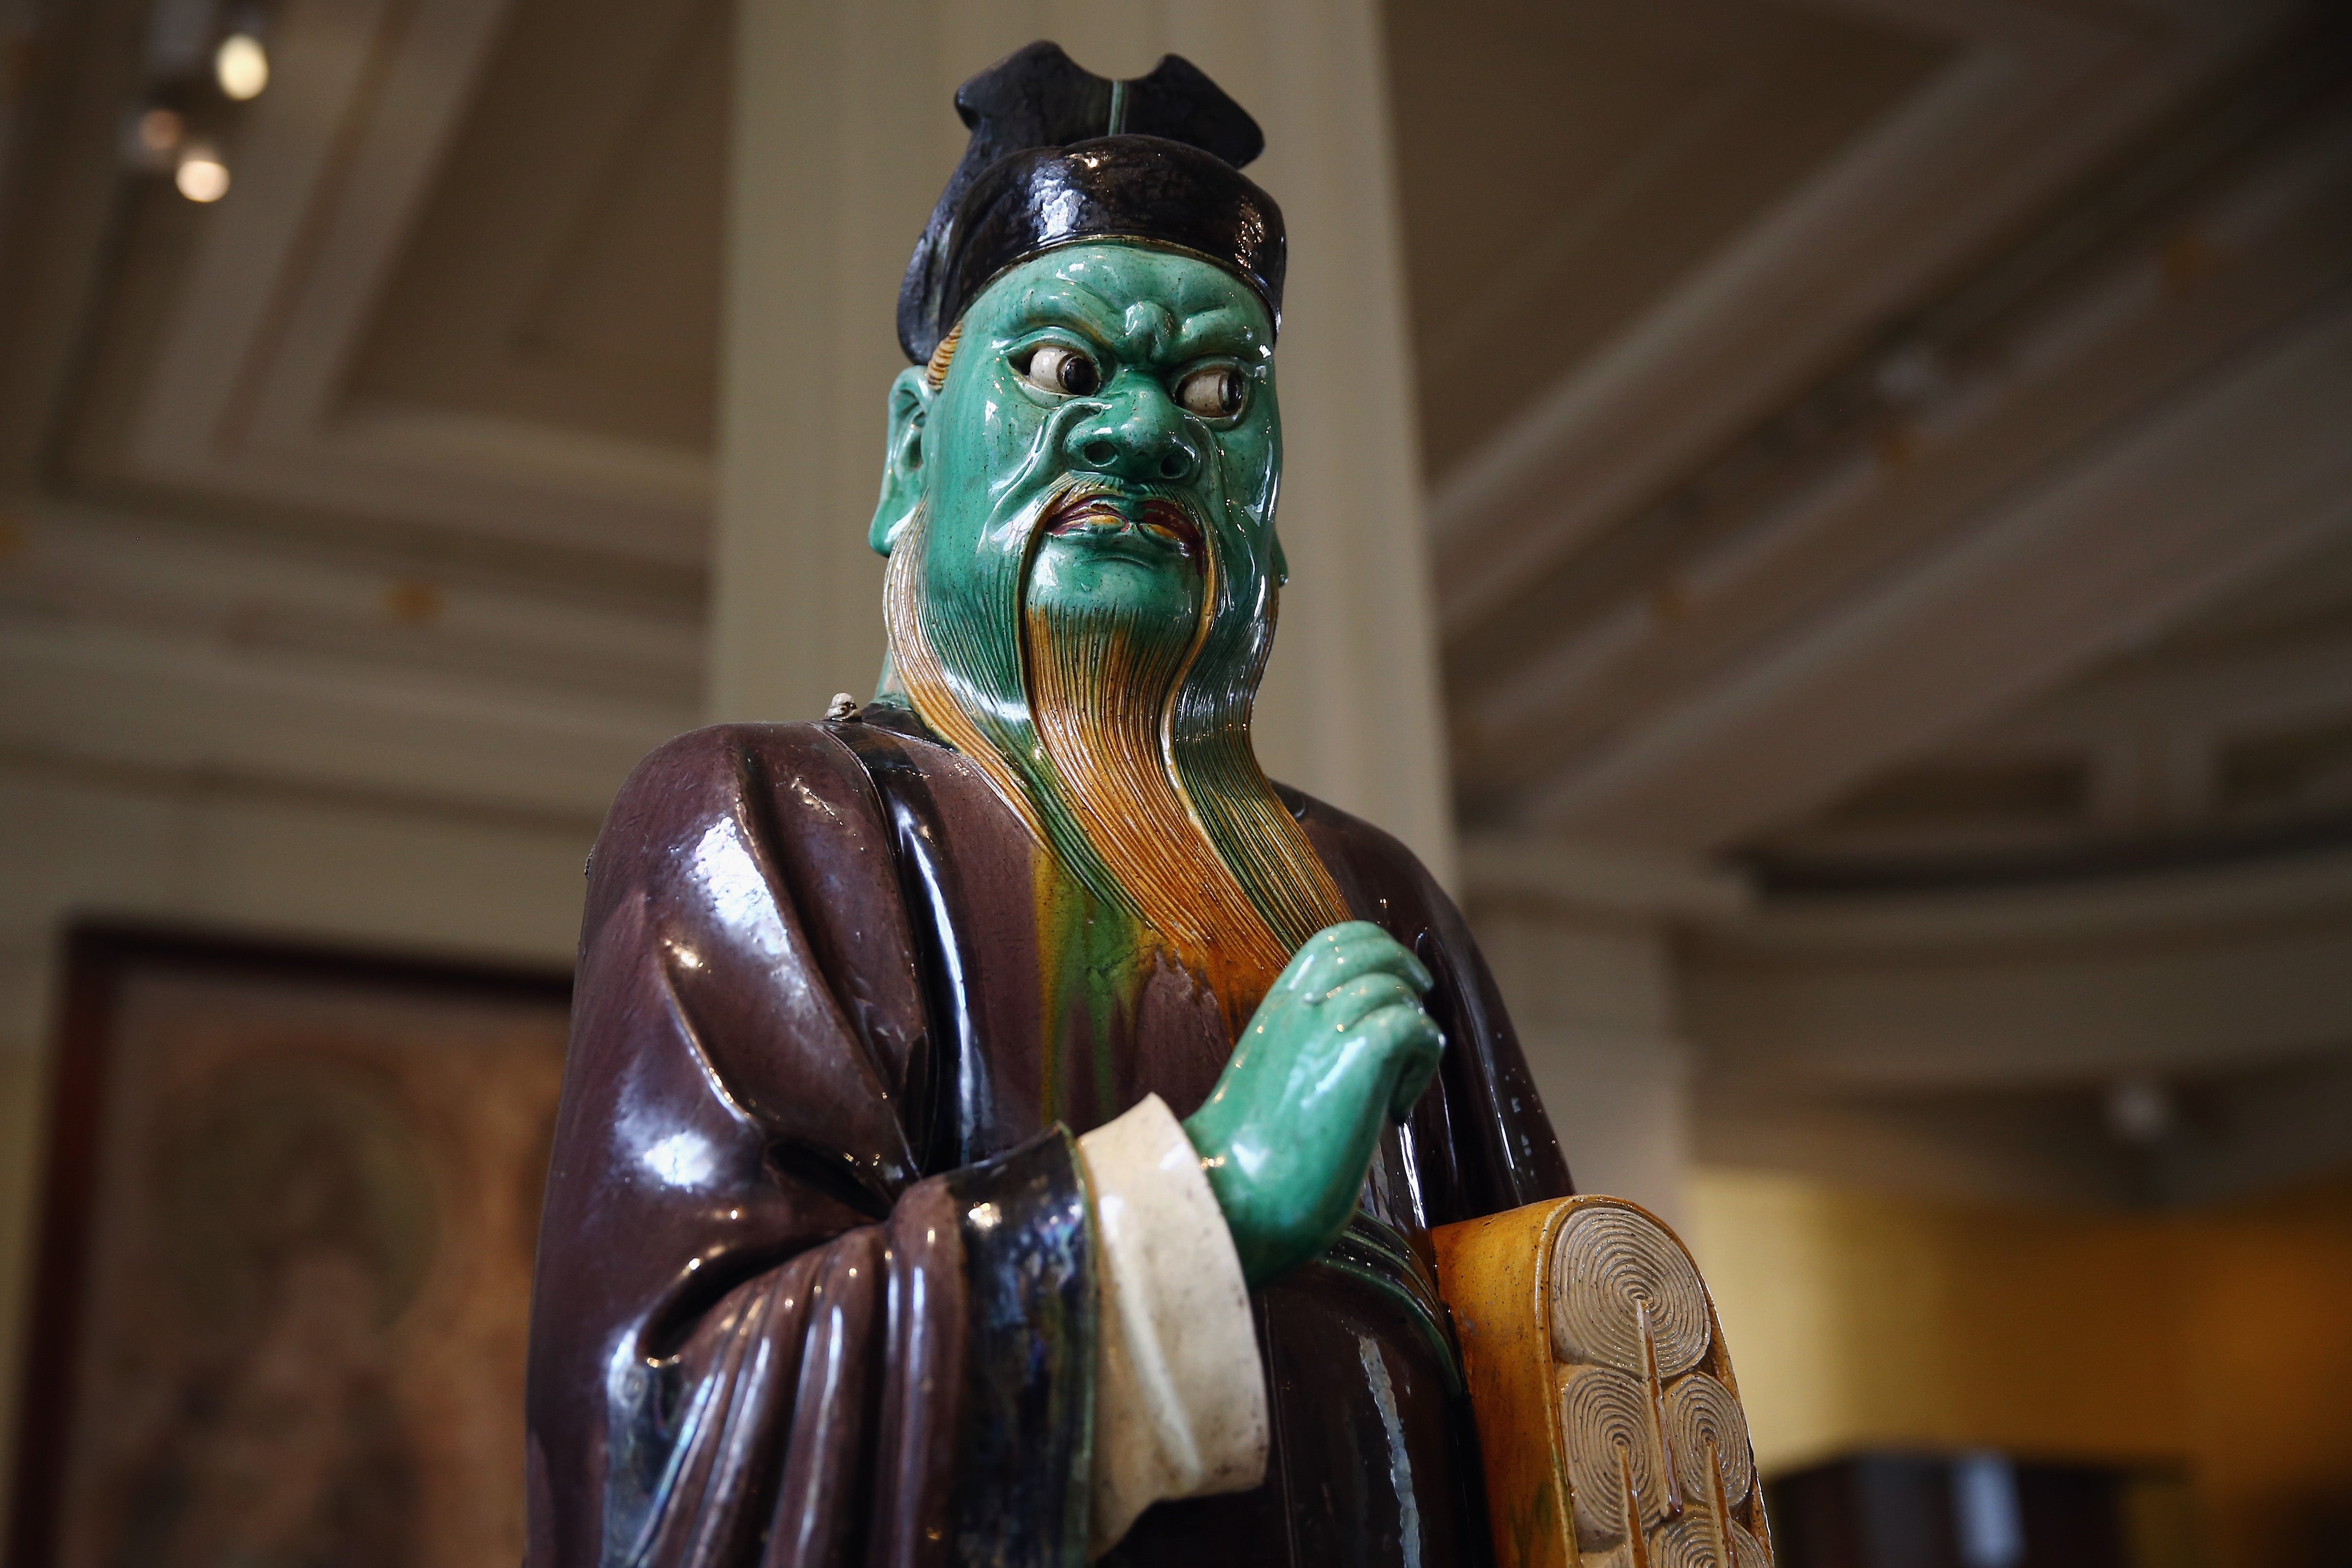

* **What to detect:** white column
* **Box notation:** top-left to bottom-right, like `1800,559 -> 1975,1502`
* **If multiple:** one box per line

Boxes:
715,1 -> 1454,882
1462,838 -> 1753,1230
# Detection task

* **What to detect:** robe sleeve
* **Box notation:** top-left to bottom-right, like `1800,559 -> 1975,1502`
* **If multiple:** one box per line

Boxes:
525,725 -> 1094,1568
1076,1095 -> 1266,1557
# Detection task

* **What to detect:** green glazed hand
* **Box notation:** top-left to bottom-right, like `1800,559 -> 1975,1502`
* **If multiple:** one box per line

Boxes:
1182,921 -> 1445,1289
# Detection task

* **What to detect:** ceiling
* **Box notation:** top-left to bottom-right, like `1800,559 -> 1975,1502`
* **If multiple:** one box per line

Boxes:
0,0 -> 721,828
1384,0 -> 1952,480
1746,529 -> 2352,891
1385,0 -> 2352,889
6,0 -> 2346,872
42,0 -> 725,581
346,0 -> 725,455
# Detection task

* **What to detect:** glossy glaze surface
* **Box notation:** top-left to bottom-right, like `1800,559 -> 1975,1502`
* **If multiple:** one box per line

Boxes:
942,1130 -> 1094,1564
1184,924 -> 1444,1286
897,42 -> 1276,364
1432,1198 -> 1775,1568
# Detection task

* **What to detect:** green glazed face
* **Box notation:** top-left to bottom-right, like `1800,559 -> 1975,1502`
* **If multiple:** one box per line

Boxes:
870,240 -> 1285,667
871,237 -> 1353,1060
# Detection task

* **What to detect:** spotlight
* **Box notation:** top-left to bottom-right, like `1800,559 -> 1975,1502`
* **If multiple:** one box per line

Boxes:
215,32 -> 268,100
175,142 -> 230,202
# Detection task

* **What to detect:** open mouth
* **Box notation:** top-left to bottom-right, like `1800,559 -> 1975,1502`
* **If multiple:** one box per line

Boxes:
1042,486 -> 1205,565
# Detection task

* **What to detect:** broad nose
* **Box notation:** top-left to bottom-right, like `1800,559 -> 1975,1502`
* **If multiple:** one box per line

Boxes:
1063,379 -> 1201,484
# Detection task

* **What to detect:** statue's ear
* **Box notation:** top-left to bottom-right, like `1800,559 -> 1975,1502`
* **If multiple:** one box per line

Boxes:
869,367 -> 934,557
1269,527 -> 1289,587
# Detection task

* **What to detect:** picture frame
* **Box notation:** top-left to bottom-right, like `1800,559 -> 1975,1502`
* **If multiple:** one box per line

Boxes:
6,923 -> 571,1567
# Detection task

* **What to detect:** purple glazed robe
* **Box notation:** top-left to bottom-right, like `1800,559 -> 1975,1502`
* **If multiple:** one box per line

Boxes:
524,707 -> 1572,1568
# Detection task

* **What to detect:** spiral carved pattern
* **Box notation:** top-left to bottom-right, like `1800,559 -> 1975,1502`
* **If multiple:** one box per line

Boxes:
1550,1206 -> 1711,1377
1558,1366 -> 1666,1538
1664,1373 -> 1754,1509
1650,1512 -> 1770,1568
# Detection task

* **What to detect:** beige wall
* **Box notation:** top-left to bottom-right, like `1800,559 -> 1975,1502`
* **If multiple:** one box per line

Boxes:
1473,897 -> 1695,1225
1689,1166 -> 2352,1567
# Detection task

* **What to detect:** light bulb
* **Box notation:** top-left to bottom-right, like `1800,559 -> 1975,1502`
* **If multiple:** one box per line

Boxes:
215,33 -> 269,100
176,145 -> 231,202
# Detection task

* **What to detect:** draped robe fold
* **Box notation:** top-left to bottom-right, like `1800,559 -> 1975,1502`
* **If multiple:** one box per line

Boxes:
525,712 -> 1572,1568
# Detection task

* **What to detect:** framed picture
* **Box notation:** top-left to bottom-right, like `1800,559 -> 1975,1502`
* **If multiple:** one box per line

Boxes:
7,925 -> 571,1568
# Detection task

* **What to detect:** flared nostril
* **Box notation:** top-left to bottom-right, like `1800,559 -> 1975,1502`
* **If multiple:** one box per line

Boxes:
1082,439 -> 1118,467
1159,451 -> 1192,480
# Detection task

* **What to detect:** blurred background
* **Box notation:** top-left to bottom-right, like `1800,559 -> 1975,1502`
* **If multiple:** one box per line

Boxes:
1,0 -> 2347,1564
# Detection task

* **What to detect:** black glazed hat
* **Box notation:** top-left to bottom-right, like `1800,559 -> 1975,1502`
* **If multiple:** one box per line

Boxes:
897,41 -> 1285,365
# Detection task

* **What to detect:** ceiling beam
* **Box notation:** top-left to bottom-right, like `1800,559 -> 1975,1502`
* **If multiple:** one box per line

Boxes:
111,0 -> 715,566
1427,0 -> 2282,636
1459,832 -> 1751,919
1525,292 -> 2352,850
0,501 -> 692,821
1684,843 -> 2352,1088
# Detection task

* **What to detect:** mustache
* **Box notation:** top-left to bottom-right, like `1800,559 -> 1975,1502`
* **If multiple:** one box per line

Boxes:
1037,478 -> 1210,566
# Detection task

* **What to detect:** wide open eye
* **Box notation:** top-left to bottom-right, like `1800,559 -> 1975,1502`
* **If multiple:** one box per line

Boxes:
1018,343 -> 1101,397
1174,364 -> 1246,419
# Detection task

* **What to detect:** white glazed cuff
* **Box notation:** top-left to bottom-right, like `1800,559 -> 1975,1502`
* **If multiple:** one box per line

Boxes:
1076,1092 -> 1268,1558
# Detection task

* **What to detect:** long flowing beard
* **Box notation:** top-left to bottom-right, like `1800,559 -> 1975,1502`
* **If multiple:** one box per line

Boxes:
884,490 -> 1351,1021
1024,585 -> 1295,1006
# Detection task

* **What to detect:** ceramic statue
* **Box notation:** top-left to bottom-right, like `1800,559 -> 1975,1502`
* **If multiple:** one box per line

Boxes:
524,42 -> 1768,1568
